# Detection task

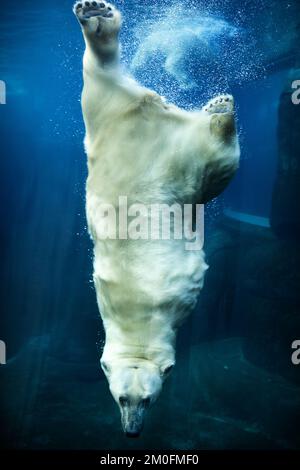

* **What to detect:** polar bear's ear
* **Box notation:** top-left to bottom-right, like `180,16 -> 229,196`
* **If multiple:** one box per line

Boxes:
161,364 -> 175,377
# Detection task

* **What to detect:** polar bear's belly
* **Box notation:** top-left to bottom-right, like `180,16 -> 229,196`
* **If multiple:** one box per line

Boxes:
91,231 -> 207,323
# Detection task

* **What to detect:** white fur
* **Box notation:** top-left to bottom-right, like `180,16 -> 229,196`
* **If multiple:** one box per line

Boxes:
74,1 -> 240,433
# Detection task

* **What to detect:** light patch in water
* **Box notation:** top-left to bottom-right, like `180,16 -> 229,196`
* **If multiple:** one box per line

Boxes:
131,4 -> 239,90
224,209 -> 270,228
130,2 -> 264,98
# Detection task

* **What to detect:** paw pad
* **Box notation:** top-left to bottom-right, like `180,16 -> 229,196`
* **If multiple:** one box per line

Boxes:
73,1 -> 115,21
203,94 -> 234,115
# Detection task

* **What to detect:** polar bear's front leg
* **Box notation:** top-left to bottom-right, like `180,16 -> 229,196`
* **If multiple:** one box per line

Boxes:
73,1 -> 121,67
73,2 -> 131,136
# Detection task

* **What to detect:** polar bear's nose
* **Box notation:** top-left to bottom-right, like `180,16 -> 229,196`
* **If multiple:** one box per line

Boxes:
126,431 -> 140,438
120,400 -> 146,438
124,421 -> 143,438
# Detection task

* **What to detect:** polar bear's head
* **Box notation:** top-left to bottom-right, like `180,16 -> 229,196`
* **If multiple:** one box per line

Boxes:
101,357 -> 174,437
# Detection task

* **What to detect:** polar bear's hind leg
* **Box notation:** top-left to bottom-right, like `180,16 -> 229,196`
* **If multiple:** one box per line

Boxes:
203,95 -> 236,141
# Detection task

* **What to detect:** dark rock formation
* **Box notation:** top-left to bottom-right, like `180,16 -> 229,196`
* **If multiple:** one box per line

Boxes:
195,217 -> 300,385
271,69 -> 300,240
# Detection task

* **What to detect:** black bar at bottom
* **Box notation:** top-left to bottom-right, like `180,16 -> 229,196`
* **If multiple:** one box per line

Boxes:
0,450 -> 298,466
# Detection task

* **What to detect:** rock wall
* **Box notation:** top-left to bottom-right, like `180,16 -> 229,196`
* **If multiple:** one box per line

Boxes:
195,217 -> 300,385
271,69 -> 300,240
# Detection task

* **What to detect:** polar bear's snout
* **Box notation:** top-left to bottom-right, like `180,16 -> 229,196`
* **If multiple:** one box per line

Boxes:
102,360 -> 166,436
120,397 -> 151,438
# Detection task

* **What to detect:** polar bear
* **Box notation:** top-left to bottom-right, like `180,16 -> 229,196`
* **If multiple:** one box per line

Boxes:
73,1 -> 240,437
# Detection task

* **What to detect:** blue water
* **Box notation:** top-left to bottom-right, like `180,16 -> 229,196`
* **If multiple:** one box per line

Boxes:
0,0 -> 300,450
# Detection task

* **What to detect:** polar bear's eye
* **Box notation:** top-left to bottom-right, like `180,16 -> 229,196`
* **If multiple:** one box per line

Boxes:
141,397 -> 151,408
119,396 -> 129,406
162,364 -> 174,376
101,361 -> 110,374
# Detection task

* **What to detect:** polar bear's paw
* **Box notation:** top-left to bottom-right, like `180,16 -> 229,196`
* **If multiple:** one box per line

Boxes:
74,1 -> 114,20
204,95 -> 236,141
73,1 -> 121,35
203,95 -> 234,114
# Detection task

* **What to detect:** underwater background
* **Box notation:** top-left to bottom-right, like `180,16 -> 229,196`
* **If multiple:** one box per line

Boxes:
0,0 -> 300,450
